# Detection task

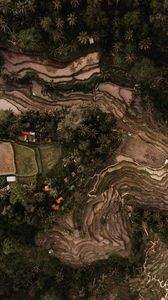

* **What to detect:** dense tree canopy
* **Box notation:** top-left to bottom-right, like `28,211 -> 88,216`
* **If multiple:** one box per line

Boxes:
0,0 -> 167,61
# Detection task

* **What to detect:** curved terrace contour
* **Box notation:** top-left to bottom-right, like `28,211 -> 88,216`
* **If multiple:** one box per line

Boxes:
0,50 -> 168,267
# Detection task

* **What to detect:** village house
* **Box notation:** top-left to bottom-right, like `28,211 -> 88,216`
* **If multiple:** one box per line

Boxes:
17,131 -> 36,143
43,184 -> 51,193
6,175 -> 16,183
51,203 -> 59,211
55,196 -> 64,204
89,37 -> 95,44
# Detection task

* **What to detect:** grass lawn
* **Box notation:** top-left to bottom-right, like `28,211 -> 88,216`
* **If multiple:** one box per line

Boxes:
13,143 -> 38,176
17,175 -> 37,186
38,143 -> 62,175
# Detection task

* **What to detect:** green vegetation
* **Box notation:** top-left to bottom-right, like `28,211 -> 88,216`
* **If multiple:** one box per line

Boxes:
0,0 -> 168,298
0,175 -> 6,189
0,106 -> 149,299
58,106 -> 120,163
0,109 -> 63,140
38,144 -> 62,175
0,106 -> 120,215
1,204 -> 164,299
0,110 -> 17,139
1,105 -> 167,298
13,143 -> 38,176
142,209 -> 168,245
0,110 -> 10,122
0,0 -> 167,62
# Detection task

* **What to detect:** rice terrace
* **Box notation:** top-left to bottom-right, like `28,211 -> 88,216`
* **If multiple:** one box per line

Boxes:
0,48 -> 168,300
0,1 -> 167,299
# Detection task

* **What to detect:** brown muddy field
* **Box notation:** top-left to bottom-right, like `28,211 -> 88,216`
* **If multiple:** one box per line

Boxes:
120,135 -> 167,168
0,142 -> 16,175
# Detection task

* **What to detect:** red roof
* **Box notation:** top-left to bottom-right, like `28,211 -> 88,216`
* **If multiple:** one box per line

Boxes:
18,136 -> 26,141
55,196 -> 64,204
21,131 -> 30,135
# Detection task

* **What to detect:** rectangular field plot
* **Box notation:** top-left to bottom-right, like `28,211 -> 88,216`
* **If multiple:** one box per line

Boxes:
13,143 -> 38,176
0,142 -> 16,175
39,143 -> 61,174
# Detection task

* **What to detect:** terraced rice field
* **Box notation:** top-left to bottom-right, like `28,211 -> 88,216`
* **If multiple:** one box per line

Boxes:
1,49 -> 168,268
37,80 -> 168,266
0,87 -> 93,113
0,49 -> 99,114
37,187 -> 131,266
120,135 -> 167,168
13,143 -> 38,176
0,99 -> 21,114
0,49 -> 100,84
130,235 -> 168,300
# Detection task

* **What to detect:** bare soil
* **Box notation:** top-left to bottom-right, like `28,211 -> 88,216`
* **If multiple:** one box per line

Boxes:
120,135 -> 167,168
0,98 -> 21,114
0,142 -> 16,175
1,50 -> 100,83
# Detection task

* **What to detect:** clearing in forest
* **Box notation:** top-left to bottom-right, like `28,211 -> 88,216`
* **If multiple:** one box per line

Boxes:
13,143 -> 38,176
0,142 -> 16,175
38,143 -> 62,174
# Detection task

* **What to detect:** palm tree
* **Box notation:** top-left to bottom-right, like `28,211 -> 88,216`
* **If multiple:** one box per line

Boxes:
112,42 -> 122,53
0,0 -> 11,14
89,128 -> 98,139
70,0 -> 80,8
139,38 -> 152,51
88,0 -> 102,6
40,17 -> 52,32
125,53 -> 135,64
125,29 -> 133,41
112,17 -> 120,30
52,0 -> 62,10
68,41 -> 77,53
67,13 -> 77,26
97,134 -> 110,145
0,17 -> 8,33
56,43 -> 68,56
55,17 -> 64,30
15,0 -> 35,15
26,0 -> 35,11
79,125 -> 91,137
51,30 -> 62,43
77,31 -> 89,44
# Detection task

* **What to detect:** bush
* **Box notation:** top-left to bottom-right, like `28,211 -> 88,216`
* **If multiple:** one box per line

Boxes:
130,58 -> 156,83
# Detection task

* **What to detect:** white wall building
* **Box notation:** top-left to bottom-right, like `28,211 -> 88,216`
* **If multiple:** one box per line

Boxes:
6,176 -> 16,183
